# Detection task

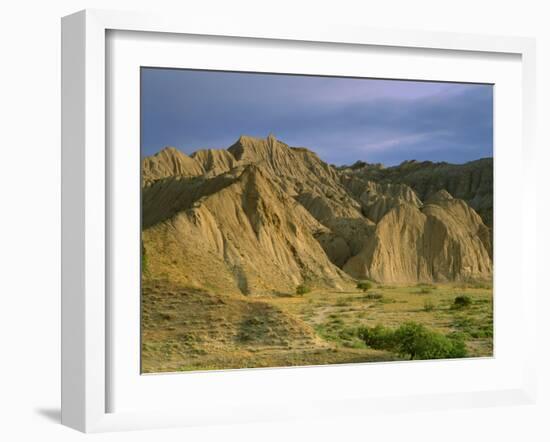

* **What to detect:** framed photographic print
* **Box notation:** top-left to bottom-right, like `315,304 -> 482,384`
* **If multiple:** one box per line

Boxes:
61,9 -> 538,432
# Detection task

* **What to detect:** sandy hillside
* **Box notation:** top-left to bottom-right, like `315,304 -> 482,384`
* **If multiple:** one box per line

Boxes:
142,134 -> 493,289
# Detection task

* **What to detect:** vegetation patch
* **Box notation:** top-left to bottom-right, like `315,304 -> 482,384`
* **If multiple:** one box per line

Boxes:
453,314 -> 493,338
142,279 -> 492,372
362,292 -> 383,300
417,287 -> 434,294
453,295 -> 473,309
423,298 -> 435,312
296,284 -> 311,296
315,322 -> 366,349
358,322 -> 467,360
141,241 -> 149,276
336,297 -> 352,307
413,283 -> 436,294
356,281 -> 373,292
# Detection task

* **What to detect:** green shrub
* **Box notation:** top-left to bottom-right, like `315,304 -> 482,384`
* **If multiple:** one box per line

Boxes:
392,322 -> 466,360
357,281 -> 373,292
453,295 -> 472,309
295,284 -> 311,296
357,324 -> 395,351
364,292 -> 383,300
446,332 -> 468,357
358,322 -> 467,360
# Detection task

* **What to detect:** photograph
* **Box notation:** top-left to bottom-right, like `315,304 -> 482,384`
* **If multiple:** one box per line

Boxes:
140,68 -> 494,373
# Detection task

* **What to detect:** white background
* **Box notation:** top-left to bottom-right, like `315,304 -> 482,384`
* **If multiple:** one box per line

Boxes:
0,1 -> 548,441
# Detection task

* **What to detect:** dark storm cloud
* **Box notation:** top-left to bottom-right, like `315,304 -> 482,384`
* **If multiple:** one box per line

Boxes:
141,68 -> 493,166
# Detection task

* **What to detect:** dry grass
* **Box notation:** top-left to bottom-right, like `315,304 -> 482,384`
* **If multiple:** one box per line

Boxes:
142,279 -> 492,373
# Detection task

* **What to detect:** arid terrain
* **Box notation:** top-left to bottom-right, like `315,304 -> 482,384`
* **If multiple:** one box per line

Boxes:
141,135 -> 493,373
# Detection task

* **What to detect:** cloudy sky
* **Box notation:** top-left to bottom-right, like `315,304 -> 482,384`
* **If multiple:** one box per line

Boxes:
141,68 -> 493,166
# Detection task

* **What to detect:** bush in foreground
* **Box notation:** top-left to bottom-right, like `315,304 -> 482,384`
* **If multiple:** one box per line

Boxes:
357,324 -> 394,351
358,322 -> 467,360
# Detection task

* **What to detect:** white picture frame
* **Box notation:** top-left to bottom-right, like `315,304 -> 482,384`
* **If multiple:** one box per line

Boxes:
61,9 -> 538,433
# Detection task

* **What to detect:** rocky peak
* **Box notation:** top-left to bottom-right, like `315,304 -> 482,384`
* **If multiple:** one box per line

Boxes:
191,148 -> 237,175
142,146 -> 204,184
142,136 -> 492,286
228,134 -> 288,162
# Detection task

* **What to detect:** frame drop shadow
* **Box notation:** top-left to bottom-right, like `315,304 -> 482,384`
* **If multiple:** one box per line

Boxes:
35,408 -> 61,423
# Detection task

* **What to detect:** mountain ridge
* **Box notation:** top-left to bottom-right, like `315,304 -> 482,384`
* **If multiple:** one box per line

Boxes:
142,135 -> 493,290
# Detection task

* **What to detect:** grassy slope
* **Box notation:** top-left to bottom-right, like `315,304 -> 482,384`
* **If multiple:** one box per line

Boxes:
264,282 -> 493,357
142,279 -> 492,373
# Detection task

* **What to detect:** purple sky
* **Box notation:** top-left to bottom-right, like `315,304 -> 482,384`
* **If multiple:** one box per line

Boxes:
141,68 -> 493,166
